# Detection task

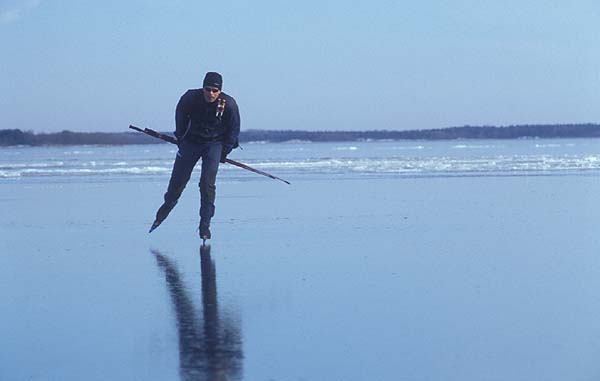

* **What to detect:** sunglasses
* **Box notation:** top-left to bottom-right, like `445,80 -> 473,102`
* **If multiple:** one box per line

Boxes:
203,87 -> 220,93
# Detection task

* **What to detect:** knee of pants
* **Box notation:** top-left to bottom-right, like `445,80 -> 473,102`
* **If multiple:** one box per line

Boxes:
199,182 -> 216,194
166,182 -> 186,198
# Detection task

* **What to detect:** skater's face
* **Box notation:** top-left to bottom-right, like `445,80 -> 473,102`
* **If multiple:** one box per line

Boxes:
203,86 -> 221,103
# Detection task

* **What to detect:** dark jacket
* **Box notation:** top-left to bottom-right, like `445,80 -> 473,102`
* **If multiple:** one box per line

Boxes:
174,89 -> 240,152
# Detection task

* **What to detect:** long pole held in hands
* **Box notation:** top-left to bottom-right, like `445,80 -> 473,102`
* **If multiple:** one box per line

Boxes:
129,125 -> 291,185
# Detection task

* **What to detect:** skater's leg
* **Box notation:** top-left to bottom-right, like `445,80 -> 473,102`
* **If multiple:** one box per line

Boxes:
152,142 -> 201,229
198,142 -> 222,231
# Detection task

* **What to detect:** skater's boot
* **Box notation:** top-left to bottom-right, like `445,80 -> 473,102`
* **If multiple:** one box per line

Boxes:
149,201 -> 177,233
199,221 -> 211,241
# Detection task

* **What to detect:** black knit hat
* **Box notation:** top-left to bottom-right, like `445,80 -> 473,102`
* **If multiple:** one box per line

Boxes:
203,72 -> 223,90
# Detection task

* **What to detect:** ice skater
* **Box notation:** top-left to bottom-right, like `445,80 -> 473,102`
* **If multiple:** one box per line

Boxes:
150,72 -> 241,241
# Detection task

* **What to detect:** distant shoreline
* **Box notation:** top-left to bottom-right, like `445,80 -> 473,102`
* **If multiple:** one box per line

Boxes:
1,124 -> 600,146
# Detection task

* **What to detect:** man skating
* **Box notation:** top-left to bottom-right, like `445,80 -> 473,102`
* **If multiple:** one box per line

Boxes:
150,72 -> 240,240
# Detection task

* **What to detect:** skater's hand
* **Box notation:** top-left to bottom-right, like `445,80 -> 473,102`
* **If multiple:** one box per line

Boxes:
220,146 -> 232,163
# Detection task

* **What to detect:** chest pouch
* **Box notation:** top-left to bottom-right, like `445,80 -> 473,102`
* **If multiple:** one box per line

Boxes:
216,98 -> 227,119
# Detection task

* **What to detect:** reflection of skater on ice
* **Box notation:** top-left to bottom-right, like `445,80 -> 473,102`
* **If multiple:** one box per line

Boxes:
152,248 -> 243,380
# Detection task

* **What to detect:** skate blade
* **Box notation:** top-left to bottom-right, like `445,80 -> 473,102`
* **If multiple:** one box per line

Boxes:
149,220 -> 161,233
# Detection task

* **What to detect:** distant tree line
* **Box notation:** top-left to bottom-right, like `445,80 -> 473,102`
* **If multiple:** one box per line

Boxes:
240,124 -> 600,142
1,124 -> 600,146
0,129 -> 159,146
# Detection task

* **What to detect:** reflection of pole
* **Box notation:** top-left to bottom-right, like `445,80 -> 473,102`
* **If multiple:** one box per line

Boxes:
152,249 -> 243,381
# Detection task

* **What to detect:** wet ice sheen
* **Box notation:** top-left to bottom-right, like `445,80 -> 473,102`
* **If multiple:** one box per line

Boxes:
1,139 -> 600,380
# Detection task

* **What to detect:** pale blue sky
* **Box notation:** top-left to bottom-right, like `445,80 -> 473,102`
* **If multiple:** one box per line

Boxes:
1,0 -> 598,132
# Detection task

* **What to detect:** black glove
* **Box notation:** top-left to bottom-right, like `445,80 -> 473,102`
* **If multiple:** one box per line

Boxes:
220,146 -> 232,163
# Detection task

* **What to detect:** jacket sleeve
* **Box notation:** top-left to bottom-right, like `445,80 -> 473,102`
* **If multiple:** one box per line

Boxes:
222,97 -> 240,152
174,91 -> 191,139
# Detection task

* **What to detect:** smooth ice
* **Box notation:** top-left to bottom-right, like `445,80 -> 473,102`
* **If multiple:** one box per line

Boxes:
2,140 -> 600,380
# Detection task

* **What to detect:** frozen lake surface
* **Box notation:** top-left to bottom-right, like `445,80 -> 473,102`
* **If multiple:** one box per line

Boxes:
2,139 -> 600,380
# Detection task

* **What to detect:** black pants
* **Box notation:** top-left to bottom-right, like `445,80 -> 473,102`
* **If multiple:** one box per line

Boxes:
164,140 -> 222,226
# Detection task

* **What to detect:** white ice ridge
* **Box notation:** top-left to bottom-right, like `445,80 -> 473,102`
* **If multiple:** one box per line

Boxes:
3,142 -> 600,179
